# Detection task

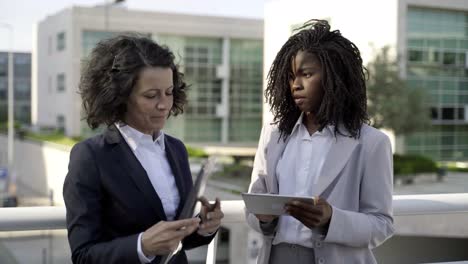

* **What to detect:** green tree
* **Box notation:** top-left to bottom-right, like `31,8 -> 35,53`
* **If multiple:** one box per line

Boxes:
366,46 -> 430,135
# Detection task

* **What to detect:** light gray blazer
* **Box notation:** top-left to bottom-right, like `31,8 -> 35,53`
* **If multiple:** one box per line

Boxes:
245,123 -> 395,264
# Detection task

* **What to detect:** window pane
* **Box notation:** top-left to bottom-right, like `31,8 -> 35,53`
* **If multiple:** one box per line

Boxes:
442,108 -> 455,120
57,32 -> 65,51
443,52 -> 456,65
409,50 -> 423,62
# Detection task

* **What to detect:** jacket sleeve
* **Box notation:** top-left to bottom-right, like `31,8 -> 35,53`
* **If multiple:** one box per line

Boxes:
63,142 -> 141,264
324,134 -> 395,248
245,124 -> 278,236
182,230 -> 217,250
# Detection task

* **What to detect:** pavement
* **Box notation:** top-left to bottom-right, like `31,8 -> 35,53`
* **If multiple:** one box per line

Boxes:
394,172 -> 468,195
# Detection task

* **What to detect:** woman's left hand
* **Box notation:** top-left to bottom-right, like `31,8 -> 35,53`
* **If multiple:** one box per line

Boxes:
197,197 -> 224,236
285,197 -> 332,229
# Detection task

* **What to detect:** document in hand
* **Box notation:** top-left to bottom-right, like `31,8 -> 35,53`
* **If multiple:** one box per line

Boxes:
161,156 -> 217,264
242,193 -> 317,215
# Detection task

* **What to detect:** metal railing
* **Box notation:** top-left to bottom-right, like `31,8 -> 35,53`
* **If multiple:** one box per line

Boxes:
1,193 -> 468,263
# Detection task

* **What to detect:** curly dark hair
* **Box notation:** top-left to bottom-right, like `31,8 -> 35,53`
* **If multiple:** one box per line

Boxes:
79,34 -> 187,129
266,19 -> 369,140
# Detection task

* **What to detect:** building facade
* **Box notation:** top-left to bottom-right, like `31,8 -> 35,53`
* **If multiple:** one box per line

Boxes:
33,6 -> 263,145
264,0 -> 468,161
403,4 -> 468,161
0,52 -> 31,125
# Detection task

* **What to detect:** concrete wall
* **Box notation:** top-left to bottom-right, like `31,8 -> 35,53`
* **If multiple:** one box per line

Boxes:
0,135 -> 70,205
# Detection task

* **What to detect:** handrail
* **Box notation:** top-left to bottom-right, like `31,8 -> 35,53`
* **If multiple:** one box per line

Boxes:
1,194 -> 468,264
1,193 -> 468,231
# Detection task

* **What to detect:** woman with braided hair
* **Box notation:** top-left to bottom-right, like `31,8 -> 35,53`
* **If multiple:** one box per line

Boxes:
245,20 -> 394,264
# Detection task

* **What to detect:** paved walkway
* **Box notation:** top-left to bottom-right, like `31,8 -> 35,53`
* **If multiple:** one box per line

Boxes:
394,172 -> 468,195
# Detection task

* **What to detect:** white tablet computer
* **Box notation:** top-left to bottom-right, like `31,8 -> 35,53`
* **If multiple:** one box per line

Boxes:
242,193 -> 317,215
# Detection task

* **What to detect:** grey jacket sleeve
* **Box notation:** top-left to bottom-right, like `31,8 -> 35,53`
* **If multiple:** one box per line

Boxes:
245,125 -> 279,236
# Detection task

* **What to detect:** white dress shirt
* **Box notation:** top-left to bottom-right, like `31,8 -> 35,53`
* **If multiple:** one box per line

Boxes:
272,113 -> 333,248
117,124 -> 180,263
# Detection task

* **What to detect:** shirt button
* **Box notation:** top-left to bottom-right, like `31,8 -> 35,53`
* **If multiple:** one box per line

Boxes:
315,241 -> 322,248
318,258 -> 325,264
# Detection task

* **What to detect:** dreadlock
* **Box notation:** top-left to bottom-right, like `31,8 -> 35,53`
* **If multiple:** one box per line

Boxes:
266,19 -> 369,141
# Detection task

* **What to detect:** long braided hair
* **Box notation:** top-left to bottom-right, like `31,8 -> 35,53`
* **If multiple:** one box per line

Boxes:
266,19 -> 369,140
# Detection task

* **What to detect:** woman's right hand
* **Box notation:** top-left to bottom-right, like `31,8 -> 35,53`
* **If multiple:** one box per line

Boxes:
255,214 -> 277,223
141,218 -> 200,256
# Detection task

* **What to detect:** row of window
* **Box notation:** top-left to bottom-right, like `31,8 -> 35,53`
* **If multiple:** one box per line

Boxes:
408,7 -> 468,24
407,78 -> 468,93
0,103 -> 31,124
0,54 -> 32,77
408,49 -> 467,67
0,92 -> 29,100
408,38 -> 468,51
408,66 -> 468,78
431,107 -> 466,121
407,134 -> 468,146
408,8 -> 468,38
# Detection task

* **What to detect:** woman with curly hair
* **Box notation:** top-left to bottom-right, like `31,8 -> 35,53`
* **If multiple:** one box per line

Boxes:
63,35 -> 223,264
245,20 -> 394,264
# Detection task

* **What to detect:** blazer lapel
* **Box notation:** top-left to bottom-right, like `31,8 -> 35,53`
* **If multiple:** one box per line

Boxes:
314,133 -> 359,196
265,127 -> 288,194
164,139 -> 188,217
105,126 -> 167,221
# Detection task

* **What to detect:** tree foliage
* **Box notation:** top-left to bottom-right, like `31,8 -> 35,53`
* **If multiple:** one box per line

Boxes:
367,46 -> 430,135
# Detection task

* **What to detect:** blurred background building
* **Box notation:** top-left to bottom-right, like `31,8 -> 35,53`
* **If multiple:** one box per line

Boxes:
0,51 -> 31,125
1,0 -> 468,263
404,4 -> 468,161
32,5 -> 263,146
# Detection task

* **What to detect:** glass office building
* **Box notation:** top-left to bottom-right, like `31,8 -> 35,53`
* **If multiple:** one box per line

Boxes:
0,52 -> 31,124
158,35 -> 263,143
405,7 -> 468,161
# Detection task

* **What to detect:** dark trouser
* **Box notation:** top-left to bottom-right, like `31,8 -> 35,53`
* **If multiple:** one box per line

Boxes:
269,243 -> 316,264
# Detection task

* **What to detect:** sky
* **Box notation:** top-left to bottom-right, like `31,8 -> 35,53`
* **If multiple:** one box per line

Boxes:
0,0 -> 267,52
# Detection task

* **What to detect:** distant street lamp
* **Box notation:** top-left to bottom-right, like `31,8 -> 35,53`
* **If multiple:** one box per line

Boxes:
104,0 -> 126,30
0,22 -> 16,202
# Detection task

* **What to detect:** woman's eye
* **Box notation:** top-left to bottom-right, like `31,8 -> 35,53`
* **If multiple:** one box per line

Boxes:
166,91 -> 173,96
145,95 -> 157,99
304,73 -> 312,78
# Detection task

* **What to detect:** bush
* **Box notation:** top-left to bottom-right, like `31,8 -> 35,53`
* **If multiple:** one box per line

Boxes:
0,121 -> 22,132
186,145 -> 208,158
24,130 -> 80,146
394,154 -> 438,176
213,163 -> 252,178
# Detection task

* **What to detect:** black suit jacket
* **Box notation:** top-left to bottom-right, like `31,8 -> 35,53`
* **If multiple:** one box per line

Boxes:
63,125 -> 214,264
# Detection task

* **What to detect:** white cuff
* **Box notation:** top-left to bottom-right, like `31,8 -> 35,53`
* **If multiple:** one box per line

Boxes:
137,232 -> 156,263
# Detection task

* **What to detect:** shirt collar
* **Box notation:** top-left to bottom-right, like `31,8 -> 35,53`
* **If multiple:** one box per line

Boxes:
291,112 -> 334,137
116,123 -> 165,151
